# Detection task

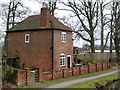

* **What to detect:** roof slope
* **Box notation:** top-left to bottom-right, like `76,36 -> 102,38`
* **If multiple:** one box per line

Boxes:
9,15 -> 71,31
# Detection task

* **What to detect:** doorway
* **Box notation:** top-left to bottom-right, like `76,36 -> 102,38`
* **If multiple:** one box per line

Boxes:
67,55 -> 71,68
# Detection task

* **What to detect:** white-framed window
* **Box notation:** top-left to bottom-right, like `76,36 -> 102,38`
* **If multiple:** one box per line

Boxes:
61,32 -> 66,42
60,53 -> 65,66
25,34 -> 30,43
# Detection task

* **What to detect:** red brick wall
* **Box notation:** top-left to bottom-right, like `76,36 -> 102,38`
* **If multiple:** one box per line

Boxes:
88,64 -> 96,73
15,62 -> 110,86
53,70 -> 63,79
7,30 -> 73,72
73,67 -> 79,76
42,71 -> 53,81
80,65 -> 88,74
53,30 -> 73,71
103,62 -> 108,69
96,63 -> 102,71
8,30 -> 53,71
17,69 -> 27,86
107,62 -> 110,68
63,68 -> 73,77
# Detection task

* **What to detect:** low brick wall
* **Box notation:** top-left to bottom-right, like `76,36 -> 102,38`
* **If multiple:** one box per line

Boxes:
80,65 -> 88,74
89,64 -> 96,73
53,70 -> 63,79
42,71 -> 53,81
15,62 -> 110,86
96,63 -> 102,71
63,68 -> 73,77
16,69 -> 27,86
73,67 -> 80,76
107,62 -> 110,68
103,62 -> 108,69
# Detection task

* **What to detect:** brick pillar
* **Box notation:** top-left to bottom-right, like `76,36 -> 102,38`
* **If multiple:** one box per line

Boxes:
63,69 -> 64,78
108,62 -> 110,68
72,67 -> 74,76
17,69 -> 20,86
38,68 -> 43,81
88,65 -> 89,73
52,70 -> 54,80
102,62 -> 103,70
25,69 -> 30,85
79,66 -> 81,75
95,64 -> 97,71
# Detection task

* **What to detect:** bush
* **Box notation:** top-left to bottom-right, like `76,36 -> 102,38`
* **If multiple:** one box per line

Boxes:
2,65 -> 17,84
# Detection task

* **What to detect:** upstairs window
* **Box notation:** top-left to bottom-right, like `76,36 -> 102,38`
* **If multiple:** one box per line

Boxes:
60,53 -> 65,66
25,34 -> 30,43
61,32 -> 66,42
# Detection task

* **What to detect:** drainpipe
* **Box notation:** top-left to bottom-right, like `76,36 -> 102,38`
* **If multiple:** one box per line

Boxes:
52,29 -> 54,79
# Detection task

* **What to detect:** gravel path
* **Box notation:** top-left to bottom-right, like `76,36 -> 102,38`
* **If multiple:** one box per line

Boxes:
47,70 -> 119,88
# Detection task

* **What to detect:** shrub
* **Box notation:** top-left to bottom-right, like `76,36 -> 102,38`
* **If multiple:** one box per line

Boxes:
2,65 -> 17,84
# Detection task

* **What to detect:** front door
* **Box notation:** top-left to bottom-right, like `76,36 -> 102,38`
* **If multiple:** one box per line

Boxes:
67,55 -> 71,68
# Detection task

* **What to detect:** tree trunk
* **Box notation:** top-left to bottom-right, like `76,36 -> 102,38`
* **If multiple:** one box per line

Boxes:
100,3 -> 104,53
109,12 -> 113,61
91,34 -> 95,53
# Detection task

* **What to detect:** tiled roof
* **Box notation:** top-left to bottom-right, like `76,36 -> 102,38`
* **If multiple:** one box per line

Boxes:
9,15 -> 71,31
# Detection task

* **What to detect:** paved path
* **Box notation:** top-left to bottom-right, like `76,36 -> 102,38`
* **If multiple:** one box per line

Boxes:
47,70 -> 119,88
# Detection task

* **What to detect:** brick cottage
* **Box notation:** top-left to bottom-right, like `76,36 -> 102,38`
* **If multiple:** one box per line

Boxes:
6,6 -> 73,72
5,5 -> 110,86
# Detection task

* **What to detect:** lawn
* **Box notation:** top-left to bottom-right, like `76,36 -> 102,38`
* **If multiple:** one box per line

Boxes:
66,73 -> 118,88
21,68 -> 116,88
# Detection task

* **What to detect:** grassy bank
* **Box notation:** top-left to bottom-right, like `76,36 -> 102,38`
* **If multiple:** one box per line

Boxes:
21,68 -> 116,88
66,73 -> 118,88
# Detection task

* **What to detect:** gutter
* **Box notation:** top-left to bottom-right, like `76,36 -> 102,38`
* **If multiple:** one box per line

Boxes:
6,28 -> 72,32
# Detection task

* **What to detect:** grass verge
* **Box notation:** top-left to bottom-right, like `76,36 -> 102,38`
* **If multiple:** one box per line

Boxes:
20,68 -> 116,88
66,73 -> 118,88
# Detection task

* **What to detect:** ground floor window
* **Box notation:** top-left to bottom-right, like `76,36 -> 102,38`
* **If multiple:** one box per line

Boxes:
60,53 -> 65,66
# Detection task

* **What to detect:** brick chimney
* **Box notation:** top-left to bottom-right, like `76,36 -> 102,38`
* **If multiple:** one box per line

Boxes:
40,3 -> 50,27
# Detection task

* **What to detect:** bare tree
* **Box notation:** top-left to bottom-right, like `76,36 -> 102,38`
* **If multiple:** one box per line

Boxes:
110,1 -> 120,60
36,0 -> 58,16
109,10 -> 114,60
62,0 -> 99,53
99,0 -> 111,53
0,0 -> 31,30
0,0 -> 31,58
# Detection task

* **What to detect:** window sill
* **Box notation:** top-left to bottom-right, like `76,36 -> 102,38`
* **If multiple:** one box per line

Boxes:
60,65 -> 66,67
61,41 -> 66,43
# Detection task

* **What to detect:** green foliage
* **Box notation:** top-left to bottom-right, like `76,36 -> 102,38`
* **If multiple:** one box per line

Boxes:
7,59 -> 19,68
3,65 -> 17,84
